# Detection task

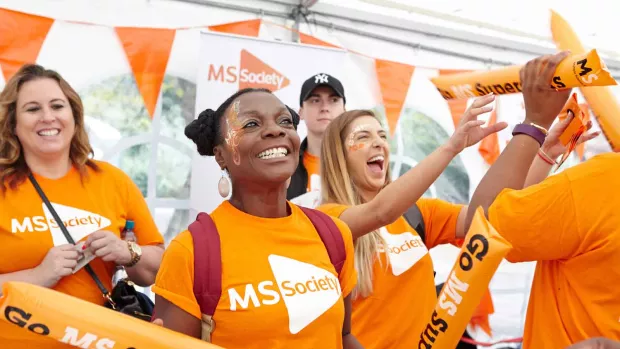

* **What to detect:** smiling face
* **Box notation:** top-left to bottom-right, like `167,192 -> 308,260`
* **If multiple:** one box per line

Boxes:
214,91 -> 300,186
344,115 -> 390,198
14,78 -> 75,161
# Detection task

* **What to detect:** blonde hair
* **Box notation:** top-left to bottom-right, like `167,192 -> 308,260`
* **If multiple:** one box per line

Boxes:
0,64 -> 98,194
320,109 -> 392,299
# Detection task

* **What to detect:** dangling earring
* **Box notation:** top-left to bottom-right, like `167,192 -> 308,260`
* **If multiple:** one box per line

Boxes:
218,169 -> 231,198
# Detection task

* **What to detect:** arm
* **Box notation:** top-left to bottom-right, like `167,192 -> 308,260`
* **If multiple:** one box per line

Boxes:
153,295 -> 201,338
0,244 -> 79,295
567,338 -> 620,349
126,244 -> 164,286
524,116 -> 598,188
455,206 -> 468,239
342,294 -> 364,349
524,151 -> 554,187
465,51 -> 572,229
341,95 -> 506,240
0,269 -> 44,294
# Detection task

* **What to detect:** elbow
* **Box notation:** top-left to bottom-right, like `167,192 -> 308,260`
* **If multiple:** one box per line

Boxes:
138,270 -> 158,287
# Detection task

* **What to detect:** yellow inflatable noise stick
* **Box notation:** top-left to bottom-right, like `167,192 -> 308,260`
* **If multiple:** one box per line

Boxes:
0,282 -> 224,349
431,49 -> 616,100
550,9 -> 620,152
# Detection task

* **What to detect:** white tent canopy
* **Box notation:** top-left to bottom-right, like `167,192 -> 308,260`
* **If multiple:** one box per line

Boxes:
1,1 -> 615,347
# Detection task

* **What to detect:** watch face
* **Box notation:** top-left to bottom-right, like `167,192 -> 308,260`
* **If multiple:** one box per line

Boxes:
132,242 -> 142,256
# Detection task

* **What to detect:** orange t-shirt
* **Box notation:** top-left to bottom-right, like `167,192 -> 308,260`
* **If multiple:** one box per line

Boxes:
319,198 -> 463,349
489,153 -> 620,348
303,151 -> 320,192
0,161 -> 163,348
153,201 -> 357,349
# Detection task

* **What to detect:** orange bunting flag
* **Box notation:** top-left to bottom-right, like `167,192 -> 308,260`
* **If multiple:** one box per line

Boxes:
0,8 -> 54,82
115,27 -> 176,118
209,19 -> 261,37
298,32 -> 341,48
375,59 -> 415,136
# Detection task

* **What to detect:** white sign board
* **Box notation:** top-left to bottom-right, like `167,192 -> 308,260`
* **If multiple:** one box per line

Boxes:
190,31 -> 348,214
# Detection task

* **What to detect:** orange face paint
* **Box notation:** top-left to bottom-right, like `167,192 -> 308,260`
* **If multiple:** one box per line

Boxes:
346,124 -> 371,152
225,100 -> 242,165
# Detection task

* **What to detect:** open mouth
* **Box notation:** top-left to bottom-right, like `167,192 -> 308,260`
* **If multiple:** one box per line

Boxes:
37,129 -> 60,137
367,155 -> 385,173
257,147 -> 289,160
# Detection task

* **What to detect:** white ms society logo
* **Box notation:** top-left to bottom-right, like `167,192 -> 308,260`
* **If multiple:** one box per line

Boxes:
11,203 -> 111,246
228,255 -> 341,334
379,227 -> 429,276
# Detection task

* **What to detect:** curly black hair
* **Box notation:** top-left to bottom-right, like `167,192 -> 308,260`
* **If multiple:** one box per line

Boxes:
185,88 -> 300,156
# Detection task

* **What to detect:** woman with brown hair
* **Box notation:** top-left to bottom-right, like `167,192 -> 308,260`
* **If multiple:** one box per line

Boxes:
317,93 -> 595,348
0,64 -> 164,348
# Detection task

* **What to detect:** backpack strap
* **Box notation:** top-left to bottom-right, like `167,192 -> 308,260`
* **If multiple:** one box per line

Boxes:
403,203 -> 426,244
299,207 -> 346,275
403,204 -> 435,277
188,212 -> 221,342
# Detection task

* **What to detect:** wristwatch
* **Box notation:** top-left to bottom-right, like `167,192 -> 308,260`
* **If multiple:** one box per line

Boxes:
512,123 -> 548,146
124,241 -> 142,267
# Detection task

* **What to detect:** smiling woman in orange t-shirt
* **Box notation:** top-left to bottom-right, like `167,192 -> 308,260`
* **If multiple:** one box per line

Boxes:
0,64 -> 164,348
152,88 -> 360,349
316,93 -> 592,348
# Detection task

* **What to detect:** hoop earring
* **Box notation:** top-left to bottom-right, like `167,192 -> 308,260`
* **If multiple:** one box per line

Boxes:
218,169 -> 231,198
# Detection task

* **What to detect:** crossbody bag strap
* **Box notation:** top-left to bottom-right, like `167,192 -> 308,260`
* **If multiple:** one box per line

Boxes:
28,173 -> 112,302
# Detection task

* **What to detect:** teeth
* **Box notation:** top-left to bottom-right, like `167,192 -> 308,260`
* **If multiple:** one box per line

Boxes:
368,155 -> 384,163
257,147 -> 288,159
38,129 -> 59,136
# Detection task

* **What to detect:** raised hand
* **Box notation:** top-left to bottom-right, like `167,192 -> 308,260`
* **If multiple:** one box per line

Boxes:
521,51 -> 573,130
446,94 -> 508,153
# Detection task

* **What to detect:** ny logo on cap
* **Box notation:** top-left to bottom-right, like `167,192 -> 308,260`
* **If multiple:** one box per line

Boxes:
314,74 -> 329,84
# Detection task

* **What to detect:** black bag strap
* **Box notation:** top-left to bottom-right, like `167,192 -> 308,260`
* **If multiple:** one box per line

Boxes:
28,173 -> 112,300
403,203 -> 426,244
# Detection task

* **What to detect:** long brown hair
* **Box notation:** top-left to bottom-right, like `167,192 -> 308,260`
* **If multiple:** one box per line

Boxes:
0,64 -> 98,193
320,109 -> 392,299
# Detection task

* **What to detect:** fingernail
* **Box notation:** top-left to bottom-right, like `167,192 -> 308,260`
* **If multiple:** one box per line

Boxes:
82,245 -> 87,250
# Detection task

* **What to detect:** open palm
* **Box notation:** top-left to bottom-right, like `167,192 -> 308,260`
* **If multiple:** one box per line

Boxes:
448,94 -> 508,153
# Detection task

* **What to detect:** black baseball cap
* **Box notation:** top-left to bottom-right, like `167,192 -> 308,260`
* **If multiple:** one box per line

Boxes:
299,73 -> 346,107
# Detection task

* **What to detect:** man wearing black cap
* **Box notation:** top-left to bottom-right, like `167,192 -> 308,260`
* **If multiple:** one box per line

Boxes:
287,73 -> 346,200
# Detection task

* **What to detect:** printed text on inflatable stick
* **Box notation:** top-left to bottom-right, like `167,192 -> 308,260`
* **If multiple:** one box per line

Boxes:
418,233 -> 489,349
3,305 -> 145,348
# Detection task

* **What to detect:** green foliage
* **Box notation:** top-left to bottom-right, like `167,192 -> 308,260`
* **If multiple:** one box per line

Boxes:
80,74 -> 197,240
80,75 -> 196,198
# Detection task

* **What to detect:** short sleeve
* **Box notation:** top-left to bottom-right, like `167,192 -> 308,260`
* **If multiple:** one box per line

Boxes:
152,231 -> 202,319
317,203 -> 349,218
331,217 -> 357,298
417,198 -> 464,248
488,172 -> 579,262
120,169 -> 164,246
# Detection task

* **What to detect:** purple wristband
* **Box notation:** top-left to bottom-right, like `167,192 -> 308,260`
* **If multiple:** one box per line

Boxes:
512,124 -> 546,146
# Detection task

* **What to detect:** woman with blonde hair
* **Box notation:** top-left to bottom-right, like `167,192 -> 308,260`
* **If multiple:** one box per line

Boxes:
317,93 -> 596,348
0,64 -> 164,348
